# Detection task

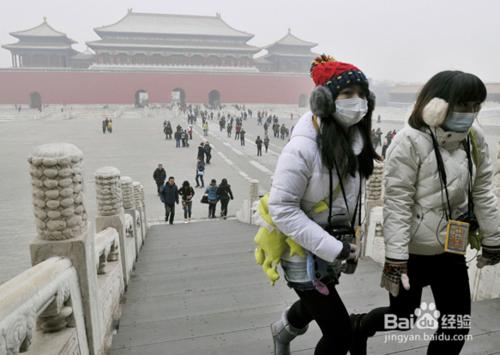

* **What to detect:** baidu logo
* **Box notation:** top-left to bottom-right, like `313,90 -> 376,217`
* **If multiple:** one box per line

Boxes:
414,302 -> 440,330
384,301 -> 441,330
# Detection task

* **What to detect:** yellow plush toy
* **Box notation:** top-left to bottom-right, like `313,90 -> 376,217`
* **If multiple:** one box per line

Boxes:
254,194 -> 305,285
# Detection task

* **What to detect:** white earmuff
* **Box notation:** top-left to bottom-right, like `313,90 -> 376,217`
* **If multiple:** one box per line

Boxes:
422,98 -> 449,127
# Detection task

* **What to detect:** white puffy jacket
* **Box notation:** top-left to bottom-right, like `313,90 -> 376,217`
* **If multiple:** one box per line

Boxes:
268,111 -> 363,263
384,123 -> 500,260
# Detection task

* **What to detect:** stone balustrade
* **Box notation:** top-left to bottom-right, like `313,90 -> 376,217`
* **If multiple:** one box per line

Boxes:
0,143 -> 148,355
0,257 -> 88,355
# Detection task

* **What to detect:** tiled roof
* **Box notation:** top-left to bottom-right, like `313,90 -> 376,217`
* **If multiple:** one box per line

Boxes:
10,18 -> 76,43
95,11 -> 253,39
265,30 -> 317,49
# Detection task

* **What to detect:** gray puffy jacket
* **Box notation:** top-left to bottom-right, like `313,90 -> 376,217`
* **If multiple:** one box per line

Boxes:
384,123 -> 500,260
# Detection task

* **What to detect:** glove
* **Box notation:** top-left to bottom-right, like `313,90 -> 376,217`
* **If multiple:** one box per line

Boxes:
336,240 -> 358,261
477,245 -> 500,268
380,258 -> 411,297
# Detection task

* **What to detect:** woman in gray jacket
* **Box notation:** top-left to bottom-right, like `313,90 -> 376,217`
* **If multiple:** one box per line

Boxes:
268,55 -> 380,355
350,71 -> 500,355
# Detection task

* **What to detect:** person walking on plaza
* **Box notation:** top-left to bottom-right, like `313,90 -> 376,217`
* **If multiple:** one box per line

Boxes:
255,136 -> 263,156
197,143 -> 205,162
264,135 -> 270,153
216,178 -> 233,219
188,125 -> 193,140
160,176 -> 179,225
205,179 -> 219,219
235,124 -> 241,140
240,129 -> 246,146
153,163 -> 166,194
179,180 -> 195,223
102,118 -> 108,134
203,121 -> 209,136
264,55 -> 379,355
227,122 -> 233,138
174,130 -> 181,148
204,142 -> 212,164
195,159 -> 205,188
107,118 -> 113,133
349,70 -> 500,355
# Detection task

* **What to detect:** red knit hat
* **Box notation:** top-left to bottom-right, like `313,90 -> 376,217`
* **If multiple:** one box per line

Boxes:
309,54 -> 369,117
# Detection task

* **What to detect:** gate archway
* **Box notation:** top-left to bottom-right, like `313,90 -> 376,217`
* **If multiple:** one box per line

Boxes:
171,88 -> 186,106
134,89 -> 149,108
29,92 -> 42,109
208,90 -> 221,109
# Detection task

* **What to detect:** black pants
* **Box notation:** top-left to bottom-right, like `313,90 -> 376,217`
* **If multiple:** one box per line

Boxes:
359,253 -> 471,354
288,283 -> 352,355
164,203 -> 175,224
156,181 -> 164,194
220,199 -> 229,217
208,201 -> 217,218
206,154 -> 211,164
257,147 -> 262,156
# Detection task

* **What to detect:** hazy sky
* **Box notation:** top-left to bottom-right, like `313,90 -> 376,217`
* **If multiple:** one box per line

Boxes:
1,0 -> 499,83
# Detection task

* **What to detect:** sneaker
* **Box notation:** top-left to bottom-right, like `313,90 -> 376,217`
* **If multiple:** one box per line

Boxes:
184,219 -> 188,224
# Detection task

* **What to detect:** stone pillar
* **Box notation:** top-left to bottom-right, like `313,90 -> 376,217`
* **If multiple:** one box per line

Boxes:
362,161 -> 384,257
28,143 -> 102,355
95,167 -> 131,286
132,181 -> 144,250
494,141 -> 500,199
139,183 -> 148,237
121,176 -> 140,259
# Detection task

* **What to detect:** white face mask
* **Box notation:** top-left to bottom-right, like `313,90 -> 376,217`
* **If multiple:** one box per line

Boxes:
334,97 -> 368,127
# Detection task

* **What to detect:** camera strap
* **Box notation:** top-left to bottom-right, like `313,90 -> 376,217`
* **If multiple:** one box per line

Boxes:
429,130 -> 474,221
429,129 -> 453,220
329,158 -> 362,229
463,136 -> 475,216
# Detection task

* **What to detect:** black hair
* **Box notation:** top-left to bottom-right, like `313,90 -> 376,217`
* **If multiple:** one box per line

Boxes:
168,176 -> 174,180
316,83 -> 380,178
182,180 -> 190,188
220,178 -> 228,187
409,70 -> 487,129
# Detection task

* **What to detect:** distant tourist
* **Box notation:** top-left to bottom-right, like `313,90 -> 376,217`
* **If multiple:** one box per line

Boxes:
153,163 -> 166,194
102,118 -> 108,134
195,159 -> 205,188
240,129 -> 246,146
197,143 -> 205,162
216,178 -> 234,219
160,177 -> 179,225
204,142 -> 212,164
107,118 -> 113,133
179,180 -> 195,223
174,130 -> 181,148
205,179 -> 218,219
264,135 -> 270,153
255,136 -> 263,156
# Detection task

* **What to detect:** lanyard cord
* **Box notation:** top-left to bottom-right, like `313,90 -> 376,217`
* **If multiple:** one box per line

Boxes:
463,136 -> 475,214
329,158 -> 362,228
429,129 -> 453,220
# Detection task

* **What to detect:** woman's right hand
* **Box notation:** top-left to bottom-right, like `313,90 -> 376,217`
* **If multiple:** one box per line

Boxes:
380,258 -> 410,297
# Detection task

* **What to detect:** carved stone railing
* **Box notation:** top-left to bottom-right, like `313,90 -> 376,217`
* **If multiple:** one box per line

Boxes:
0,257 -> 88,355
0,142 -> 150,355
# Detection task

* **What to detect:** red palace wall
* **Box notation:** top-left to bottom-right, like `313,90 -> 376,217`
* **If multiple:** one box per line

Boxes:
0,70 -> 314,105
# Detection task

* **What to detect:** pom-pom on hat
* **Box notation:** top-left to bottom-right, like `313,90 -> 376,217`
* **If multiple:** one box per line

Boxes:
309,54 -> 369,117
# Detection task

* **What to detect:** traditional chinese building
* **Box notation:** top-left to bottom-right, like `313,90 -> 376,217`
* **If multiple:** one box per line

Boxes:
2,18 -> 79,68
256,29 -> 318,74
86,10 -> 261,72
0,11 -> 319,106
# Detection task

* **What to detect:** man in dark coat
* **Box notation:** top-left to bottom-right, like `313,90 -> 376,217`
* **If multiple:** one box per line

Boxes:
255,136 -> 263,156
160,176 -> 179,224
204,142 -> 212,164
197,143 -> 205,162
153,164 -> 166,194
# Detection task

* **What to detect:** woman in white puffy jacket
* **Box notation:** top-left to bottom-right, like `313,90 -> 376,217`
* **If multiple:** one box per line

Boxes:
268,55 -> 380,355
349,71 -> 500,355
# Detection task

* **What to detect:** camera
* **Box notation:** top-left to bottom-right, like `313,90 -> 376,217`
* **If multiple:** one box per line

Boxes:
456,212 -> 479,232
324,224 -> 358,274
